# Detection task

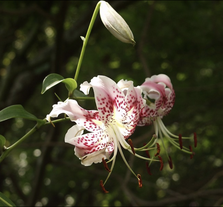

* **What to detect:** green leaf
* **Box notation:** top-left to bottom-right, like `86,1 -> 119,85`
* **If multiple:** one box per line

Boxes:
62,78 -> 77,94
0,135 -> 6,152
0,192 -> 16,207
41,73 -> 64,94
41,74 -> 77,95
0,105 -> 39,122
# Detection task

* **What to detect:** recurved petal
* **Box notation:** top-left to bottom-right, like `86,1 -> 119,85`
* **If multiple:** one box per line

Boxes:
65,125 -> 84,143
80,81 -> 92,95
46,99 -> 101,132
75,148 -> 112,166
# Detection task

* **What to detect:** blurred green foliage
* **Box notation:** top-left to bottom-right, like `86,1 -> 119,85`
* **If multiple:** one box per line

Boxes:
0,1 -> 223,206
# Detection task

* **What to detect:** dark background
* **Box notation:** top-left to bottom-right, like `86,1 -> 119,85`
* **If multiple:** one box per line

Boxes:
0,1 -> 223,206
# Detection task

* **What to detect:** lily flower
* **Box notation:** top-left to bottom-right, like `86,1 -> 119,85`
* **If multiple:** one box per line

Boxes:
46,75 -> 157,191
138,74 -> 196,167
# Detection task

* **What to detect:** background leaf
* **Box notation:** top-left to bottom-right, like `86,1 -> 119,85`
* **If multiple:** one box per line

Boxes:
0,105 -> 39,122
0,192 -> 16,207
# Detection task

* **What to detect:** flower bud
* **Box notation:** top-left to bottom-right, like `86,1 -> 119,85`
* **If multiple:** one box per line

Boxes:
99,1 -> 135,45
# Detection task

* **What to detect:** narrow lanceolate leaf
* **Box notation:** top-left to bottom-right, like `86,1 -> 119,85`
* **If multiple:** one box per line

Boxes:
41,73 -> 77,95
0,192 -> 16,207
0,105 -> 39,122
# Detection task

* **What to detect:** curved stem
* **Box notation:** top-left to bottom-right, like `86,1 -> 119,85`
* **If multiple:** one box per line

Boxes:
74,1 -> 101,81
0,117 -> 69,163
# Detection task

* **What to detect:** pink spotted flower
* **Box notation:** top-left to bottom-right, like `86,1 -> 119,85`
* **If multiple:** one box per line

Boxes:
138,74 -> 196,166
46,75 -> 151,190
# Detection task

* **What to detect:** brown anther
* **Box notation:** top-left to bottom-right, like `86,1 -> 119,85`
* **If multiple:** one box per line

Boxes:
143,143 -> 150,158
189,145 -> 194,159
194,132 -> 197,148
168,155 -> 173,169
137,174 -> 143,188
158,155 -> 163,171
146,162 -> 152,175
100,180 -> 109,193
154,143 -> 160,156
179,134 -> 183,149
102,158 -> 111,172
128,139 -> 135,155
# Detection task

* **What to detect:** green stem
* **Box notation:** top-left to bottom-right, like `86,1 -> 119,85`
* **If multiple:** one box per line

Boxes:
74,1 -> 101,81
0,123 -> 42,163
0,117 -> 70,163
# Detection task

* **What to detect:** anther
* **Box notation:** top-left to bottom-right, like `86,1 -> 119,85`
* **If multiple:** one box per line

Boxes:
194,132 -> 197,148
128,139 -> 135,155
143,143 -> 150,158
189,145 -> 194,159
158,155 -> 163,171
100,180 -> 109,193
146,162 -> 152,175
168,155 -> 173,169
179,134 -> 183,149
154,143 -> 160,157
137,174 -> 143,188
102,158 -> 111,172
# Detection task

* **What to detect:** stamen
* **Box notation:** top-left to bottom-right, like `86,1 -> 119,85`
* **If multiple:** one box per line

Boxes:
102,158 -> 111,172
194,132 -> 197,148
143,143 -> 150,158
100,180 -> 109,193
128,139 -> 135,155
158,155 -> 163,171
49,118 -> 55,127
146,162 -> 152,175
179,134 -> 183,149
168,155 -> 173,169
137,174 -> 143,188
154,143 -> 160,157
189,145 -> 194,159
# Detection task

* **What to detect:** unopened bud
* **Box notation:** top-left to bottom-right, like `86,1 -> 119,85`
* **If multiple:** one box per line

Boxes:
99,1 -> 135,45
